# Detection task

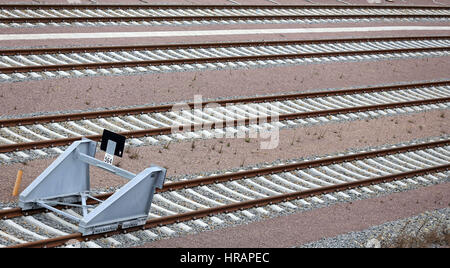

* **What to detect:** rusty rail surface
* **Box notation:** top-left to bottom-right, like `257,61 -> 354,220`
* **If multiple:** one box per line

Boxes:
1,14 -> 449,24
0,4 -> 448,24
0,4 -> 448,23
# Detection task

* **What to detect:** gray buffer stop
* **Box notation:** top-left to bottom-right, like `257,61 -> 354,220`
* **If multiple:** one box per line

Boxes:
19,138 -> 166,236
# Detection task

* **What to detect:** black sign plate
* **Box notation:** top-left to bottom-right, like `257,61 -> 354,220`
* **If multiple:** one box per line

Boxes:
100,129 -> 126,157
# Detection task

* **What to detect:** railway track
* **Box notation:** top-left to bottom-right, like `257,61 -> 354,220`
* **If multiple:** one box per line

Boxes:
1,138 -> 448,248
0,4 -> 449,27
0,3 -> 449,249
0,80 -> 449,160
1,36 -> 450,82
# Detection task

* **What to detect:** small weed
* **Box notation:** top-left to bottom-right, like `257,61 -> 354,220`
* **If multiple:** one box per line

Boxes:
129,151 -> 139,160
317,130 -> 325,140
240,157 -> 245,167
163,141 -> 171,150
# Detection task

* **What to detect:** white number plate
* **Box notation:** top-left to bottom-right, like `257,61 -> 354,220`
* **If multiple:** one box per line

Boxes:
104,153 -> 114,165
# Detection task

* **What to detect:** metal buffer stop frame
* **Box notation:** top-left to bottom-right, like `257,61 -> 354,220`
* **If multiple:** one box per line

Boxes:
18,130 -> 166,236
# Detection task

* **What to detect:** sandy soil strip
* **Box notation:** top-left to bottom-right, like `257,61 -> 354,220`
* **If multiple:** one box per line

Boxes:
3,26 -> 450,41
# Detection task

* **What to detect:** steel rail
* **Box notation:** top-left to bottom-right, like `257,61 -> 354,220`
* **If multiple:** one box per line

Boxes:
1,14 -> 449,24
1,4 -> 449,10
1,80 -> 448,128
6,162 -> 450,248
0,96 -> 448,154
1,36 -> 449,57
1,46 -> 449,75
2,138 -> 447,221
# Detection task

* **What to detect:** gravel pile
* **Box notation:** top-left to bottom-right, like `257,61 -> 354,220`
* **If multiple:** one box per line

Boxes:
299,208 -> 449,248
